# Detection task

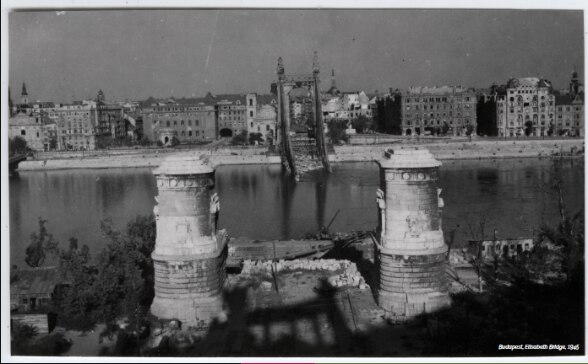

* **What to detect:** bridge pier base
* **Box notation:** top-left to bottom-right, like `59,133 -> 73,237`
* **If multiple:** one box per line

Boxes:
374,148 -> 451,323
150,156 -> 227,328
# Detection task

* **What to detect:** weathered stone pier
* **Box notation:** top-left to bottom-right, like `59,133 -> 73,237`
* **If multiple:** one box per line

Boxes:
150,156 -> 227,327
375,148 -> 451,322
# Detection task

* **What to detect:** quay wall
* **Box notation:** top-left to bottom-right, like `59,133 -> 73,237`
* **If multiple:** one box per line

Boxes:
17,139 -> 584,171
332,138 -> 584,162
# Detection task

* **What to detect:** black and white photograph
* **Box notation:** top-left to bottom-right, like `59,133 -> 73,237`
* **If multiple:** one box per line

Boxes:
2,1 -> 586,361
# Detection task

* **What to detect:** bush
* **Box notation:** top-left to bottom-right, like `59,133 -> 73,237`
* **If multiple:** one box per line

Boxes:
11,136 -> 28,154
139,137 -> 152,147
170,136 -> 180,147
11,322 -> 39,355
231,130 -> 248,145
49,215 -> 156,331
327,120 -> 349,144
351,115 -> 371,134
249,132 -> 264,145
465,124 -> 475,137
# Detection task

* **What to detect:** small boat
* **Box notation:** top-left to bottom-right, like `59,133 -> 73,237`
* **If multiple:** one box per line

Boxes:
227,237 -> 335,268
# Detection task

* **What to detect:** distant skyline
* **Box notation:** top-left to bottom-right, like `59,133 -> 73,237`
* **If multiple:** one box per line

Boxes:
8,9 -> 584,103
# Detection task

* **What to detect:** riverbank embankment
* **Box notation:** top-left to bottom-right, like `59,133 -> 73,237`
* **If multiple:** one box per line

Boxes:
331,138 -> 585,163
17,138 -> 584,171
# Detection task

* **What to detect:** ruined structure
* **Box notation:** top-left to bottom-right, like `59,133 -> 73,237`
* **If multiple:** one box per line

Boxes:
375,148 -> 450,322
275,52 -> 331,179
150,156 -> 227,327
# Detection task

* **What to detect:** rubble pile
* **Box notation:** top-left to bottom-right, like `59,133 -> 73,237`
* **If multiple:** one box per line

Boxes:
326,263 -> 370,290
241,258 -> 347,275
448,249 -> 470,266
239,258 -> 369,290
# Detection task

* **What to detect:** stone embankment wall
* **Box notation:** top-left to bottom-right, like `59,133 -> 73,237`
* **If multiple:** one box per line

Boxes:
332,138 -> 584,163
17,138 -> 584,171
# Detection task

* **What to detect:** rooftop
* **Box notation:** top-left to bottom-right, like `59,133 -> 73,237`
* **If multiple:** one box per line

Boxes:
10,266 -> 61,297
405,86 -> 473,95
506,77 -> 552,89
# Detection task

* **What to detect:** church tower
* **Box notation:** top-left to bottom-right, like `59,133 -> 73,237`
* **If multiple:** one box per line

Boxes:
327,69 -> 340,96
97,89 -> 105,103
21,82 -> 29,104
569,67 -> 580,96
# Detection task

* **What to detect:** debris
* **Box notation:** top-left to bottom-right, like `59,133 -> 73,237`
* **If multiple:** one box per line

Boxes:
260,281 -> 273,292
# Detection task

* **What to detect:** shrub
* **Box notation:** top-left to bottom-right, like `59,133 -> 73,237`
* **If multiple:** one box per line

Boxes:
327,120 -> 349,144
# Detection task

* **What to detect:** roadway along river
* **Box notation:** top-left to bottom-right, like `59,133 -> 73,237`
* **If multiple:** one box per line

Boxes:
9,158 -> 584,266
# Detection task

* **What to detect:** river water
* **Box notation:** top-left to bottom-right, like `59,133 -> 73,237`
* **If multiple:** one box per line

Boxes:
9,158 -> 584,266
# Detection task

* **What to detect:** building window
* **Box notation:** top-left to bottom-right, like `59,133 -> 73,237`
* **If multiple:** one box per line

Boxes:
250,111 -> 254,117
166,121 -> 170,127
21,130 -> 26,136
188,130 -> 192,137
181,120 -> 185,126
188,120 -> 192,126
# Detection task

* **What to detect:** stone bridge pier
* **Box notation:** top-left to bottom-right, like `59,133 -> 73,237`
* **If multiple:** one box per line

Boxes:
375,148 -> 451,322
150,156 -> 227,327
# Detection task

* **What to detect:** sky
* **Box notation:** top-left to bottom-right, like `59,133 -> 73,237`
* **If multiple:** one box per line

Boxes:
7,9 -> 585,103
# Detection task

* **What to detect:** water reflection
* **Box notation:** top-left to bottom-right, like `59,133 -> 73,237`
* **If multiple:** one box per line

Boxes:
9,158 -> 584,266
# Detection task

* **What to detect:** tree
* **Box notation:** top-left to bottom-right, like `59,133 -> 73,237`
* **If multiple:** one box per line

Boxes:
231,130 -> 248,145
49,138 -> 58,151
11,321 -> 39,355
537,158 -> 585,283
441,122 -> 450,136
465,124 -> 474,137
249,132 -> 264,145
524,120 -> 533,136
476,96 -> 499,136
12,136 -> 28,154
25,218 -> 59,268
352,115 -> 370,134
375,93 -> 402,134
465,213 -> 492,291
170,136 -> 180,147
52,215 -> 156,331
9,87 -> 14,117
53,237 -> 96,330
139,137 -> 152,147
327,119 -> 349,144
